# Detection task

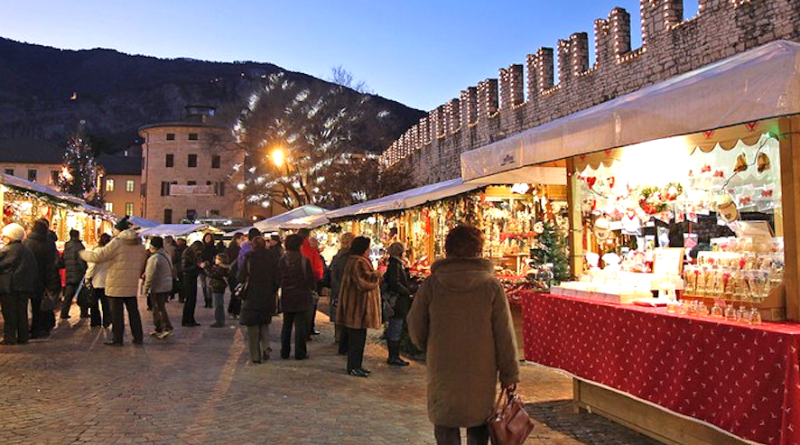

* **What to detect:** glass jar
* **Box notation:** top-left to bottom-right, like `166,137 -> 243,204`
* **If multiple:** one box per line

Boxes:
710,302 -> 724,318
724,305 -> 737,322
749,308 -> 762,326
735,306 -> 748,323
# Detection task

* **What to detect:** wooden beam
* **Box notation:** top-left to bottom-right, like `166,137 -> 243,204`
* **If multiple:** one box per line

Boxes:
565,158 -> 583,278
780,117 -> 800,321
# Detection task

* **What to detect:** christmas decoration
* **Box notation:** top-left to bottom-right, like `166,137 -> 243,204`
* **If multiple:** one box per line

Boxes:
58,124 -> 99,203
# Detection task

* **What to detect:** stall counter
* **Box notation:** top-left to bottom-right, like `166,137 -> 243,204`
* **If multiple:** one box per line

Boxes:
521,291 -> 800,445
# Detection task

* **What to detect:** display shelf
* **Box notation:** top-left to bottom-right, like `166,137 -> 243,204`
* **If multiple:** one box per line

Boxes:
681,283 -> 786,321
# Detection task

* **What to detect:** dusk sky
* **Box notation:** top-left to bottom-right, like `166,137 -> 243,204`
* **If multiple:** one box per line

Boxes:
2,0 -> 699,111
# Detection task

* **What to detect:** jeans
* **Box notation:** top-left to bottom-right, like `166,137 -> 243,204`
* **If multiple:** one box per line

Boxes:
346,327 -> 367,372
1,291 -> 29,344
90,288 -> 111,327
181,273 -> 198,325
200,273 -> 211,306
109,296 -> 143,344
387,317 -> 404,342
433,425 -> 489,445
150,292 -> 173,333
213,292 -> 225,325
246,323 -> 271,363
281,311 -> 309,359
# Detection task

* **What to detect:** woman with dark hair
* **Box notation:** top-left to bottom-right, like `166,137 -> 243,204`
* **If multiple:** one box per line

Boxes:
337,236 -> 382,377
24,219 -> 61,338
86,233 -> 113,328
278,234 -> 316,360
239,236 -> 280,363
408,226 -> 519,445
200,233 -> 216,308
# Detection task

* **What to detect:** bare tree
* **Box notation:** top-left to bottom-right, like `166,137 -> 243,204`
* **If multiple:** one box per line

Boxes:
329,65 -> 372,94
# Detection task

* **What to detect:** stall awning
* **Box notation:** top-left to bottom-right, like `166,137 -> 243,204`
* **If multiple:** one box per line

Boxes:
461,40 -> 800,182
129,216 -> 160,229
254,205 -> 328,232
280,213 -> 331,230
140,224 -> 209,237
1,173 -> 86,206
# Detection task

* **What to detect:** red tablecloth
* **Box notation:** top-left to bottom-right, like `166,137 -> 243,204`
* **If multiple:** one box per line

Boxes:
522,291 -> 800,445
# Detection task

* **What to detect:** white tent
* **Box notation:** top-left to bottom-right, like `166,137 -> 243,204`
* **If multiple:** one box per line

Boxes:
139,224 -> 210,237
253,205 -> 328,232
280,213 -> 331,230
461,40 -> 800,182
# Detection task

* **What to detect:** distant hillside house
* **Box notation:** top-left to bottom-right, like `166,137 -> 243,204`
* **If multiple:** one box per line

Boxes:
97,153 -> 143,217
0,138 -> 64,189
139,106 -> 244,223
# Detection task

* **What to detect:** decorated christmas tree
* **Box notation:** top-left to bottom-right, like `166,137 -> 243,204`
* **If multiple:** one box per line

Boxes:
58,123 -> 98,203
537,220 -> 571,286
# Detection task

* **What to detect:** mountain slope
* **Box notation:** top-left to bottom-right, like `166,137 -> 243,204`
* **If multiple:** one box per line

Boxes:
0,37 -> 425,152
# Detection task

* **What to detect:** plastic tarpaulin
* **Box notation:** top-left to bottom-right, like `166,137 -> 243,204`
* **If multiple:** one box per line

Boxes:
253,205 -> 327,232
139,224 -> 209,237
461,40 -> 800,182
280,213 -> 331,230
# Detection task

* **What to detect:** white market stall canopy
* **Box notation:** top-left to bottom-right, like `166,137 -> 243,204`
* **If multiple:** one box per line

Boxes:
280,213 -> 331,230
1,173 -> 86,206
140,224 -> 211,237
129,216 -> 159,229
254,205 -> 327,232
461,40 -> 800,182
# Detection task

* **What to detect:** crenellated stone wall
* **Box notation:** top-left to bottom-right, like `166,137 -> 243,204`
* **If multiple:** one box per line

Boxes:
380,0 -> 800,186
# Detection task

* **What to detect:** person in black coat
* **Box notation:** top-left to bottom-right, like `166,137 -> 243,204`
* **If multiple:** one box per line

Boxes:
238,235 -> 280,364
200,233 -> 216,308
225,233 -> 244,318
23,219 -> 61,338
278,234 -> 316,360
60,229 -> 88,319
0,224 -> 38,345
384,242 -> 414,366
173,238 -> 186,302
181,241 -> 203,326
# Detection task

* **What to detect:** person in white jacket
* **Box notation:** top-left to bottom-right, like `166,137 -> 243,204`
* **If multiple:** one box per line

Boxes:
143,236 -> 174,339
80,217 -> 147,346
85,233 -> 112,328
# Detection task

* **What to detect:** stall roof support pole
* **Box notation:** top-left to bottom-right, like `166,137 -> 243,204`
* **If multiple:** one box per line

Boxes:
566,159 -> 583,279
781,117 -> 800,321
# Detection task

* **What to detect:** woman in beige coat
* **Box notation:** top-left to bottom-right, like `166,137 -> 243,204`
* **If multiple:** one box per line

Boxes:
336,236 -> 382,378
408,225 -> 520,445
80,217 -> 147,346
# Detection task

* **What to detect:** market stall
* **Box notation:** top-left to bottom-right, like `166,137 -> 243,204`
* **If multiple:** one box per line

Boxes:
458,41 -> 800,445
253,205 -> 327,233
139,224 -> 222,244
0,173 -> 116,247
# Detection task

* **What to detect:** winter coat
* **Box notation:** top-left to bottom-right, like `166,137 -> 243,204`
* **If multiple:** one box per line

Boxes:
86,259 -> 109,289
336,255 -> 382,330
0,241 -> 38,293
80,229 -> 147,298
384,256 -> 413,319
407,257 -> 520,428
300,238 -> 324,281
238,247 -> 280,326
237,241 -> 253,271
278,251 -> 316,313
163,242 -> 176,262
143,249 -> 174,295
181,245 -> 201,277
23,231 -> 60,294
61,239 -> 87,285
173,245 -> 185,274
328,248 -> 350,307
208,264 -> 229,293
201,241 -> 216,264
225,243 -> 241,281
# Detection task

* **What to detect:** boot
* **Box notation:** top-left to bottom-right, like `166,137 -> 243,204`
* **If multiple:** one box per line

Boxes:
387,340 -> 409,366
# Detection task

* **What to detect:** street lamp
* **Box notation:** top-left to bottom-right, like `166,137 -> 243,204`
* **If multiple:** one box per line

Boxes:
270,148 -> 285,168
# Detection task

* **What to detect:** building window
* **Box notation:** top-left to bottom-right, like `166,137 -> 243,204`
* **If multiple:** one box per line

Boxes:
126,180 -> 135,193
215,182 -> 226,196
187,180 -> 196,186
51,170 -> 60,185
212,155 -> 221,169
188,154 -> 197,168
166,154 -> 174,168
186,209 -> 197,221
106,179 -> 115,192
27,169 -> 37,182
105,202 -> 114,213
161,181 -> 171,196
4,168 -> 13,176
164,209 -> 173,224
188,133 -> 198,141
166,133 -> 175,141
125,203 -> 134,216
209,210 -> 220,217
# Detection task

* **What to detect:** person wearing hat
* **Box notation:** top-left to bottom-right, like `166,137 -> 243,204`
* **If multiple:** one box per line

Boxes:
23,219 -> 61,338
143,236 -> 174,339
0,224 -> 37,345
80,216 -> 147,346
383,242 -> 414,367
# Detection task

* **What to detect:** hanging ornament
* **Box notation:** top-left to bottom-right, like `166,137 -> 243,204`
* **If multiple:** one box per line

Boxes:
734,154 -> 748,173
593,216 -> 612,241
757,152 -> 771,173
716,195 -> 739,223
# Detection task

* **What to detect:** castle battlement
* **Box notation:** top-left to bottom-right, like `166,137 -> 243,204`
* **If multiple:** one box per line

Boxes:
381,0 -> 800,186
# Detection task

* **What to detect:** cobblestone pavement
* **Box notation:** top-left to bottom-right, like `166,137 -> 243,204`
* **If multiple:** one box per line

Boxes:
0,293 -> 659,445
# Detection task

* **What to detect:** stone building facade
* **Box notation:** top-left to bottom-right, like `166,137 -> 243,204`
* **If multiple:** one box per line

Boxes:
380,0 -> 800,186
139,107 -> 244,223
0,138 -> 63,188
97,154 -> 143,217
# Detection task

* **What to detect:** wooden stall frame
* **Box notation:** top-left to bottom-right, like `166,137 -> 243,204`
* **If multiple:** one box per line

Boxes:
779,116 -> 800,321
